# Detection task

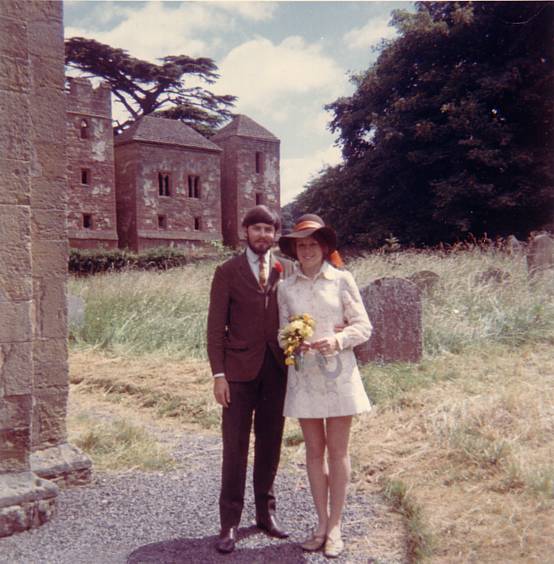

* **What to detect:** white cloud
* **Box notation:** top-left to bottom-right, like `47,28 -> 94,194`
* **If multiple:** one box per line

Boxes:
215,1 -> 277,22
281,144 -> 342,205
214,36 -> 347,119
344,15 -> 398,50
65,2 -> 231,60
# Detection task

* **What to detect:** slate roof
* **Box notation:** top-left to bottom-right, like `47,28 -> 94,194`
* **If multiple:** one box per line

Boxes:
114,115 -> 222,152
212,114 -> 279,142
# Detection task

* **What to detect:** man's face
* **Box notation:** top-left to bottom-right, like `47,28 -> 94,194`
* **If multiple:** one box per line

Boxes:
245,222 -> 276,255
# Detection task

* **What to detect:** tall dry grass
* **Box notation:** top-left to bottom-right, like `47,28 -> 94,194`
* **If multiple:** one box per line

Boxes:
69,248 -> 554,361
68,248 -> 554,561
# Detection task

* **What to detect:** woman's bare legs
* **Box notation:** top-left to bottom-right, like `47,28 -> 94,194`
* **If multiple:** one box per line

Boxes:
326,415 -> 353,540
299,418 -> 328,537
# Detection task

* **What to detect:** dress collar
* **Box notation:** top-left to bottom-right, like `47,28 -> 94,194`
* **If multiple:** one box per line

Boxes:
292,260 -> 338,282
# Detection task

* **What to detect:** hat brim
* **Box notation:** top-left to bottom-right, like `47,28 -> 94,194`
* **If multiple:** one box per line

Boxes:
278,226 -> 337,260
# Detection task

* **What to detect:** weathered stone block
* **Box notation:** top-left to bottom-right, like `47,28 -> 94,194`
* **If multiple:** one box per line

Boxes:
0,159 -> 31,205
0,472 -> 58,538
0,342 -> 33,395
0,395 -> 32,430
31,443 -> 92,486
31,387 -> 68,449
355,277 -> 423,364
31,240 -> 68,279
0,428 -> 30,473
31,209 -> 66,240
0,206 -> 32,302
0,15 -> 27,59
33,338 -> 67,389
0,90 -> 31,161
0,54 -> 30,93
30,141 -> 67,182
0,302 -> 33,343
28,177 -> 66,210
33,279 -> 67,339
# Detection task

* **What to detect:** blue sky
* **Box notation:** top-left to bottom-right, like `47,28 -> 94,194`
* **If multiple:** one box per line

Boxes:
64,1 -> 411,204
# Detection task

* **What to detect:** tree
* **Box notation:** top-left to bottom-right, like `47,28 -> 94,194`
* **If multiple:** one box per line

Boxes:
65,37 -> 236,136
296,2 -> 554,246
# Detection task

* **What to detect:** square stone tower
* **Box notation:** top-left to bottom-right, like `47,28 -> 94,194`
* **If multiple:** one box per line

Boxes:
66,77 -> 118,250
211,115 -> 280,247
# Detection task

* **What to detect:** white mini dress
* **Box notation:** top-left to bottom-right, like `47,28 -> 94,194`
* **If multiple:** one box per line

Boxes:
278,262 -> 372,419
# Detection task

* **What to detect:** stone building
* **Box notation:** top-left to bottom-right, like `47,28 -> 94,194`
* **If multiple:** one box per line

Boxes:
65,78 -> 118,250
114,115 -> 223,252
0,0 -> 91,538
212,114 -> 280,247
65,80 -> 281,251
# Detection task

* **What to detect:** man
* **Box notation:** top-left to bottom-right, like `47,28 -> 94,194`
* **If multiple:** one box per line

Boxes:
207,205 -> 293,554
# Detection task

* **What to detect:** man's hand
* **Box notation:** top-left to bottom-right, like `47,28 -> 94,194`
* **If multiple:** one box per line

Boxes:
214,378 -> 231,408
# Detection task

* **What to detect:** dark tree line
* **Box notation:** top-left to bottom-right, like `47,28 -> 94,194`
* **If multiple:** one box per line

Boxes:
286,2 -> 554,246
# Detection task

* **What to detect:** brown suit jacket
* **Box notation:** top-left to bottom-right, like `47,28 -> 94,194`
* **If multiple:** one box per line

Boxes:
207,251 -> 294,382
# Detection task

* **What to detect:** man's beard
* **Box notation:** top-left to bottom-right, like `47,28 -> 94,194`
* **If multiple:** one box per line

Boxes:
247,237 -> 272,255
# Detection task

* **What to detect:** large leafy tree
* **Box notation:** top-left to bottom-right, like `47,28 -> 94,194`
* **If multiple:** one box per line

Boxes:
292,2 -> 554,245
65,37 -> 236,136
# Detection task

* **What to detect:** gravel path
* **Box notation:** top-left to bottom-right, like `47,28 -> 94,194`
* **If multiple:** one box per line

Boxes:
0,432 -> 405,564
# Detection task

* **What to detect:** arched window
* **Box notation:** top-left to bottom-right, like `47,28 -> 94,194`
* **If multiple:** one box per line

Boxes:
80,119 -> 89,139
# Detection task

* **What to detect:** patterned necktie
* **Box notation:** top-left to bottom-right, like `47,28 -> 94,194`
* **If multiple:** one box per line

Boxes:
258,257 -> 268,288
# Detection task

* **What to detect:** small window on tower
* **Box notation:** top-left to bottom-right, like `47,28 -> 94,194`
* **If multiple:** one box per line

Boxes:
188,175 -> 201,198
158,172 -> 171,196
255,192 -> 263,205
81,169 -> 90,185
255,152 -> 263,174
83,213 -> 93,229
80,119 -> 89,139
194,217 -> 201,231
158,215 -> 167,229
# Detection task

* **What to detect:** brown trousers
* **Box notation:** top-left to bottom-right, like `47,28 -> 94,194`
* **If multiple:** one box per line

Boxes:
219,348 -> 287,529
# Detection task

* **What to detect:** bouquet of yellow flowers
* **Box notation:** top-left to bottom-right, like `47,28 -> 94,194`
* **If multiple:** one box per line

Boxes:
278,313 -> 316,371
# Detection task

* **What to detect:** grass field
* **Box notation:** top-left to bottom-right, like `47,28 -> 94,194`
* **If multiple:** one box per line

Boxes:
68,247 -> 554,562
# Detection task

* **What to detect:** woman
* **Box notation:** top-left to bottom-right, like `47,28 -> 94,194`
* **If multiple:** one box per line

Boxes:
277,214 -> 372,558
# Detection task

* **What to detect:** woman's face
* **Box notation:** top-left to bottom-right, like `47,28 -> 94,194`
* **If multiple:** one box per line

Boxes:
296,236 -> 324,271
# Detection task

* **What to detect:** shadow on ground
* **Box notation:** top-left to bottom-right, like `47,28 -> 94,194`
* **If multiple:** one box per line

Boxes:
127,526 -> 308,563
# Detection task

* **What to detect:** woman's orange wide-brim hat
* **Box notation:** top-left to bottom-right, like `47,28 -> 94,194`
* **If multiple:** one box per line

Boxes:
278,214 -> 337,259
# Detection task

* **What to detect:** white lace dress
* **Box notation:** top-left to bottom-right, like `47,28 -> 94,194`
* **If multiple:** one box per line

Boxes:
278,262 -> 372,418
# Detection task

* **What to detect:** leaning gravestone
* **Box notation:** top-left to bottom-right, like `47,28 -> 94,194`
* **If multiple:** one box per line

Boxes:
474,267 -> 511,285
407,270 -> 439,295
505,234 -> 523,255
67,294 -> 85,330
527,234 -> 554,276
355,277 -> 423,363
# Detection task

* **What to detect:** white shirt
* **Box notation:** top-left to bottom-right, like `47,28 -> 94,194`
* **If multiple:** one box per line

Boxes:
246,246 -> 270,281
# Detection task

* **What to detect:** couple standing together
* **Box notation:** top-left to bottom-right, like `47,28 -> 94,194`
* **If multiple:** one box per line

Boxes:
207,205 -> 372,557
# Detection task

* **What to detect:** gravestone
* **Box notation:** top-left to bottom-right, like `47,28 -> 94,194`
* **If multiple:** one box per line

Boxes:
67,294 -> 85,330
0,0 -> 90,538
355,277 -> 423,363
407,270 -> 439,295
505,235 -> 523,255
474,267 -> 511,285
527,234 -> 554,276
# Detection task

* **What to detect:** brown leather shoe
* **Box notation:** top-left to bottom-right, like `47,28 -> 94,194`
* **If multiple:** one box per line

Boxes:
256,515 -> 289,538
215,527 -> 237,553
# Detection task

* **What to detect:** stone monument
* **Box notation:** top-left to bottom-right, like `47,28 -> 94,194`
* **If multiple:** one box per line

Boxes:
0,1 -> 91,538
355,277 -> 423,363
